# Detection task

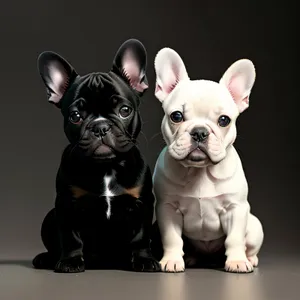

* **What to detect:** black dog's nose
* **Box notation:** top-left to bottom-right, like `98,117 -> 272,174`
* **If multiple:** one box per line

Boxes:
190,127 -> 210,142
91,123 -> 111,137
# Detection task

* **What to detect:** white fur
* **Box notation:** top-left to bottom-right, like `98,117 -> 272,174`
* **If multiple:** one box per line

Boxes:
93,116 -> 107,122
153,48 -> 264,273
103,175 -> 114,219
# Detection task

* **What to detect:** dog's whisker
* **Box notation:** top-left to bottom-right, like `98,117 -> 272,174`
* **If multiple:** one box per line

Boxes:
137,130 -> 149,148
149,132 -> 163,142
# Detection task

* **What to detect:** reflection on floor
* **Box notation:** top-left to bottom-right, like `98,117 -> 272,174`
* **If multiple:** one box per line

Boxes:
0,255 -> 299,300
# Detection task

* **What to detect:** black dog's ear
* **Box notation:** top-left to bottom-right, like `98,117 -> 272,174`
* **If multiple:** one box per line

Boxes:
111,39 -> 148,95
38,51 -> 78,106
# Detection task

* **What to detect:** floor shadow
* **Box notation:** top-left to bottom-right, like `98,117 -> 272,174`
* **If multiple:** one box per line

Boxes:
0,258 -> 155,272
0,259 -> 33,268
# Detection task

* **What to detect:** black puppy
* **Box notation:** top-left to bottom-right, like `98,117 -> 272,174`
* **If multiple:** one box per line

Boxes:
32,39 -> 160,273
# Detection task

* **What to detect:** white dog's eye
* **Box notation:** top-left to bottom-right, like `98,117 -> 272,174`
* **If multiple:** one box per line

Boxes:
170,111 -> 184,123
218,115 -> 231,127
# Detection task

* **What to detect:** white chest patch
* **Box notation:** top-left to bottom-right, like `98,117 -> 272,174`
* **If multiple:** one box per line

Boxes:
180,196 -> 225,241
103,175 -> 115,219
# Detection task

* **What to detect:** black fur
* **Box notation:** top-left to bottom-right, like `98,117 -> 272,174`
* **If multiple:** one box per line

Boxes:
32,39 -> 160,273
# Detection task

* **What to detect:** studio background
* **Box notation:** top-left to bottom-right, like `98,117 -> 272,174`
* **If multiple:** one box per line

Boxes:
0,0 -> 297,260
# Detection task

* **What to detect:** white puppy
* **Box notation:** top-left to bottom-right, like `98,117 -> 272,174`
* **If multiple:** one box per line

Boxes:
152,48 -> 264,273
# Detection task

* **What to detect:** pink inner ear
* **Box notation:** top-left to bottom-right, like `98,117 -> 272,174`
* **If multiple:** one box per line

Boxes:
226,74 -> 250,113
48,93 -> 61,104
227,75 -> 245,102
47,64 -> 70,103
121,50 -> 148,92
154,63 -> 182,102
155,84 -> 162,94
165,65 -> 180,94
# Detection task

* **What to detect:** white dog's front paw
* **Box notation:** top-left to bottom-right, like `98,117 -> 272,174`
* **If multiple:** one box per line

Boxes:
160,255 -> 185,273
225,259 -> 254,273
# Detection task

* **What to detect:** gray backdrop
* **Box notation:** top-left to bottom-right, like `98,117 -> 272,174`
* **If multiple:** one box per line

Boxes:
0,0 -> 298,260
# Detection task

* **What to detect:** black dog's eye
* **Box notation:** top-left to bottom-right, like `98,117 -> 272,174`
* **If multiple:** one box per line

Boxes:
170,111 -> 184,123
69,111 -> 83,124
119,106 -> 132,119
218,115 -> 231,127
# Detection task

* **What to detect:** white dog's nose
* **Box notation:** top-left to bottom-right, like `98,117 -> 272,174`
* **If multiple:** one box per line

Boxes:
190,127 -> 210,142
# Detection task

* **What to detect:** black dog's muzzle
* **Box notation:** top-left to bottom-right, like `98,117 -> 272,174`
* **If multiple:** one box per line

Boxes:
88,118 -> 113,138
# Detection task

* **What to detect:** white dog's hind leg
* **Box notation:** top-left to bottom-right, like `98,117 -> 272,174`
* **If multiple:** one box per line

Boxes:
245,214 -> 264,267
156,202 -> 185,272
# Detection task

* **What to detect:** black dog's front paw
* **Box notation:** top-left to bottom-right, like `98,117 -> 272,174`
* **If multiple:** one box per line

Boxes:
54,256 -> 85,273
131,250 -> 161,272
32,252 -> 57,270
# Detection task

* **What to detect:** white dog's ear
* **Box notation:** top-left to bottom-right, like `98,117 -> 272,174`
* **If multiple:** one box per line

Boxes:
219,59 -> 256,113
154,48 -> 189,102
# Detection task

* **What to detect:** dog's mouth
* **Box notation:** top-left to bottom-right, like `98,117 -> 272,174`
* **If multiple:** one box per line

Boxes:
92,144 -> 116,160
77,134 -> 134,162
186,145 -> 209,162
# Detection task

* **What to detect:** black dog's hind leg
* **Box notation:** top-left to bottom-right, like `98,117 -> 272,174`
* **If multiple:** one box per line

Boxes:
33,200 -> 85,273
130,167 -> 161,272
52,193 -> 85,273
32,208 -> 60,270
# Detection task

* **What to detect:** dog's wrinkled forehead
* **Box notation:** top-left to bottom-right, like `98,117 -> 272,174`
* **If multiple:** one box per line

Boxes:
61,71 -> 139,115
163,80 -> 239,118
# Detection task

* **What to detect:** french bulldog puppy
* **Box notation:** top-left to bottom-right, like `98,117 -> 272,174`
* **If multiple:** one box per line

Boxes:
152,48 -> 264,273
32,39 -> 160,273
